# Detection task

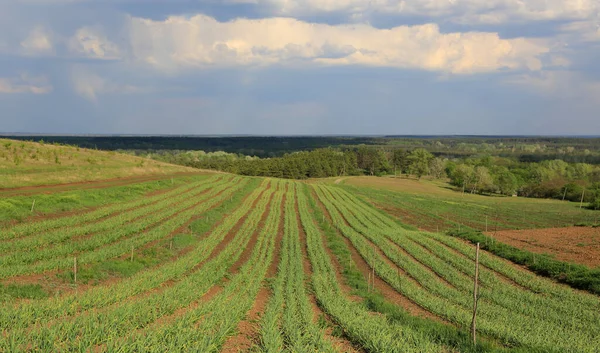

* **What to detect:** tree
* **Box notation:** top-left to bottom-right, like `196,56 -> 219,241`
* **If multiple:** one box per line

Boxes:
408,148 -> 434,179
391,149 -> 409,177
356,146 -> 390,176
429,157 -> 447,179
471,166 -> 494,194
495,168 -> 518,195
450,164 -> 475,193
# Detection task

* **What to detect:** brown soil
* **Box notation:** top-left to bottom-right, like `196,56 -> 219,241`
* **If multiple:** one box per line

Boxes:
487,227 -> 600,268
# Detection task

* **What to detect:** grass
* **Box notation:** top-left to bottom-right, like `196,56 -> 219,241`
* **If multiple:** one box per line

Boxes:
338,176 -> 597,231
0,283 -> 48,300
0,175 -> 210,224
0,138 -> 196,188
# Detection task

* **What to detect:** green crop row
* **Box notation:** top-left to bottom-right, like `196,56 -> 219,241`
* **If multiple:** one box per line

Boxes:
0,175 -> 223,240
259,183 -> 336,353
0,176 -> 231,255
104,179 -> 286,352
0,178 -> 242,279
298,183 -> 444,353
314,184 -> 600,352
0,179 -> 277,351
0,178 -> 263,332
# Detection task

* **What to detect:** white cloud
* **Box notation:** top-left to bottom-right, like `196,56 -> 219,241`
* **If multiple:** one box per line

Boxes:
129,15 -> 549,74
0,73 -> 53,94
71,66 -> 146,102
20,26 -> 54,55
69,27 -> 120,59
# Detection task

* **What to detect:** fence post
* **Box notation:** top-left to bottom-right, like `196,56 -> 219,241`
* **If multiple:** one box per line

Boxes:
471,243 -> 480,346
485,215 -> 488,232
74,257 -> 77,283
31,199 -> 36,213
131,246 -> 134,262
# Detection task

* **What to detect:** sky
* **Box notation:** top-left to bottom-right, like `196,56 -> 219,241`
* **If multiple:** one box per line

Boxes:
0,0 -> 599,135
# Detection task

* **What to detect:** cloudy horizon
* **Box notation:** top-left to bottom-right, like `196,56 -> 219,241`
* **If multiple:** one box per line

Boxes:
1,0 -> 599,135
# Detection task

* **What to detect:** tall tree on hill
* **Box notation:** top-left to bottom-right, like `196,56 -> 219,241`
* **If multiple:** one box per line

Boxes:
391,149 -> 409,177
429,157 -> 447,179
408,148 -> 434,179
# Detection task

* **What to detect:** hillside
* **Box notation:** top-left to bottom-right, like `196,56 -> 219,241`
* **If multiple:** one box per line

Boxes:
0,139 -> 199,188
1,175 -> 598,352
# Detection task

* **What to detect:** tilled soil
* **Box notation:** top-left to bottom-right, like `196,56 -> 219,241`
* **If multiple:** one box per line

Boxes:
487,227 -> 600,268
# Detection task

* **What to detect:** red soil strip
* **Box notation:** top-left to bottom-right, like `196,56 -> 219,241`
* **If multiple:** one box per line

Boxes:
220,185 -> 286,353
219,286 -> 270,353
487,227 -> 600,268
0,172 -> 204,197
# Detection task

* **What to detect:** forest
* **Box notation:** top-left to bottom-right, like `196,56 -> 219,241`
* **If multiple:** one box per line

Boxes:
127,146 -> 600,209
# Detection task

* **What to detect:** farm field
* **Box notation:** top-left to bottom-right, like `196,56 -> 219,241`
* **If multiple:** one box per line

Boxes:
485,227 -> 600,268
1,168 -> 599,352
338,176 -> 597,232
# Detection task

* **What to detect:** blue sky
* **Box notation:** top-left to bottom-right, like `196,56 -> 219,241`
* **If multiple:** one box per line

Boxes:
0,0 -> 599,135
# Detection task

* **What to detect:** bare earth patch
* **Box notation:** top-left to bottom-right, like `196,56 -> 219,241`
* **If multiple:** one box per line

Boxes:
487,227 -> 600,268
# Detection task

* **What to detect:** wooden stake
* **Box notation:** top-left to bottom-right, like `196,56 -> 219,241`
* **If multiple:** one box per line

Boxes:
367,272 -> 371,292
485,216 -> 488,232
471,243 -> 480,346
169,240 -> 173,250
372,262 -> 375,292
562,187 -> 568,201
131,246 -> 134,262
74,257 -> 77,283
31,199 -> 36,213
580,188 -> 586,209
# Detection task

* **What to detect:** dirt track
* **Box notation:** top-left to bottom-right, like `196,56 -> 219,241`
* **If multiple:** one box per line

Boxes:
487,227 -> 600,268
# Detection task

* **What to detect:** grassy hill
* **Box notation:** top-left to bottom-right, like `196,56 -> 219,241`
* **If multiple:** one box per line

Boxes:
332,175 -> 597,231
0,139 -> 198,188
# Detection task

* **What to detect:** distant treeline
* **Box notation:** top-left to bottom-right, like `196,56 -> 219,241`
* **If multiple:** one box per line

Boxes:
125,146 -> 600,209
6,135 -> 600,162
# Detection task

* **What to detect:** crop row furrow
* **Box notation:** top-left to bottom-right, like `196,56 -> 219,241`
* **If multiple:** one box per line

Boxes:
0,180 -> 278,351
0,177 -> 231,256
0,178 -> 262,331
103,180 -> 286,352
315,184 -> 600,352
300,183 -> 444,353
0,175 -> 223,240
